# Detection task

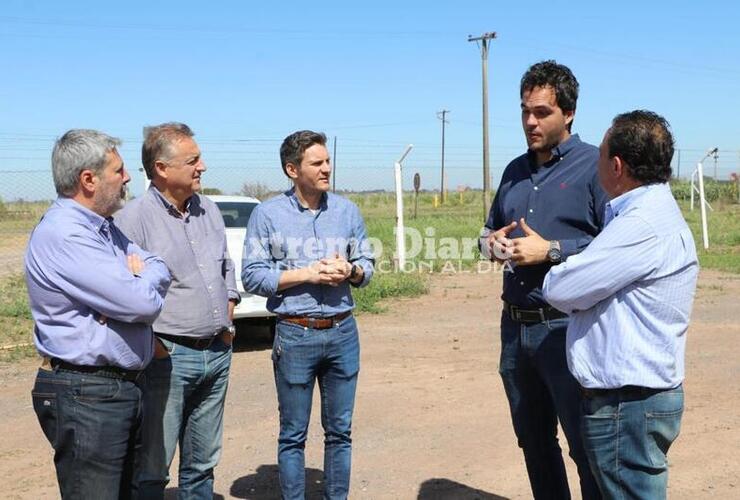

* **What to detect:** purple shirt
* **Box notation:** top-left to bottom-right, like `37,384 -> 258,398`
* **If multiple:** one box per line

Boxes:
25,198 -> 171,369
114,187 -> 239,338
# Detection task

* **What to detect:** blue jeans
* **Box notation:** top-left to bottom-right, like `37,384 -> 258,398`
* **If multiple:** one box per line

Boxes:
581,385 -> 684,500
499,313 -> 601,500
272,315 -> 360,500
31,367 -> 143,499
135,335 -> 232,500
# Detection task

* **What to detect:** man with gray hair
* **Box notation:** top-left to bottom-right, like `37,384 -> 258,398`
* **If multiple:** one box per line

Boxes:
115,122 -> 239,498
26,129 -> 171,499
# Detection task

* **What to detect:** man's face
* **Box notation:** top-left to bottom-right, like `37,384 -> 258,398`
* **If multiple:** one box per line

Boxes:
93,149 -> 130,217
597,129 -> 617,198
521,85 -> 574,153
290,144 -> 332,194
160,136 -> 206,195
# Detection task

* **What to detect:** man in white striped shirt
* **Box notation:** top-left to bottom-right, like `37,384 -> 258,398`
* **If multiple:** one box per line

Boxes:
543,110 -> 698,500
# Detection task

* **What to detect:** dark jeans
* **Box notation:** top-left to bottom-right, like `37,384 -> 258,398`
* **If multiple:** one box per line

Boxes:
499,313 -> 601,500
272,315 -> 360,500
31,367 -> 143,500
582,385 -> 684,500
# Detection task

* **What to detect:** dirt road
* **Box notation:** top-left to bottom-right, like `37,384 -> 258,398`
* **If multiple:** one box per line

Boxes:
1,269 -> 738,499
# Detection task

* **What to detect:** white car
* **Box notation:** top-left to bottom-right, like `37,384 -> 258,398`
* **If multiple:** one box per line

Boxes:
207,195 -> 275,322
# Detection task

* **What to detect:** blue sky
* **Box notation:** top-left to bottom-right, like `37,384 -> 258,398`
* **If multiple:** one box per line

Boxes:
2,0 -> 739,199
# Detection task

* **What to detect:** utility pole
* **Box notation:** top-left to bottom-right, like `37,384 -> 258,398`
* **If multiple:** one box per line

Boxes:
332,136 -> 337,192
469,31 -> 497,219
712,148 -> 719,180
437,109 -> 450,203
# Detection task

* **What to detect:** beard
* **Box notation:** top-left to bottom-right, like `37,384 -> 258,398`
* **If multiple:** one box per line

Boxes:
94,184 -> 128,218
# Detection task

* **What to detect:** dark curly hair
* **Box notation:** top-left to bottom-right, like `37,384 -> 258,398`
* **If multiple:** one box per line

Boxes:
520,60 -> 579,117
607,110 -> 674,184
280,130 -> 327,178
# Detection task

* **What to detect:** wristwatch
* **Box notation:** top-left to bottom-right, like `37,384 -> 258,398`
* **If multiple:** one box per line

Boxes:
547,240 -> 562,263
226,325 -> 236,337
349,264 -> 360,280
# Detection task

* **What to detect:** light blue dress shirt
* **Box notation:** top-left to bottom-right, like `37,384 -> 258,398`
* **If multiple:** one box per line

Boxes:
25,198 -> 171,369
543,183 -> 699,389
242,189 -> 375,317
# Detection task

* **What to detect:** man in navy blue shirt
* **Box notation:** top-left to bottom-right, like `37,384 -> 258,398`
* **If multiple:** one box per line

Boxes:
242,130 -> 374,500
483,61 -> 606,500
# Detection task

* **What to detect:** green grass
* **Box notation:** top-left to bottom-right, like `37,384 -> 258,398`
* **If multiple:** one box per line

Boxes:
0,274 -> 35,363
679,200 -> 740,273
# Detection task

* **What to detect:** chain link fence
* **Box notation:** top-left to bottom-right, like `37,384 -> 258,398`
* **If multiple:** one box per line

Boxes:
2,132 -> 739,276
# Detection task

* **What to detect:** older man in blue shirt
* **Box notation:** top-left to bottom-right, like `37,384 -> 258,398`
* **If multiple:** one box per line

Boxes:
242,130 -> 374,500
115,123 -> 240,499
544,111 -> 699,499
26,129 -> 170,499
482,60 -> 605,500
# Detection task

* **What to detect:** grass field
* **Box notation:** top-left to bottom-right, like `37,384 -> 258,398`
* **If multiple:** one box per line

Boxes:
1,188 -> 738,361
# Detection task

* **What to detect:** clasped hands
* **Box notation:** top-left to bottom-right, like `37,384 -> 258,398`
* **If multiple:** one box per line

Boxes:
487,218 -> 550,266
305,253 -> 353,287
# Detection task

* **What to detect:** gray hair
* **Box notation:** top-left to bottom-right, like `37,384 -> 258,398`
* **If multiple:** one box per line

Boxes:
141,122 -> 195,180
52,129 -> 122,196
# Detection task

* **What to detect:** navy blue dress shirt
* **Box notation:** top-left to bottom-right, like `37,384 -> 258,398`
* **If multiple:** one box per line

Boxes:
485,134 -> 608,308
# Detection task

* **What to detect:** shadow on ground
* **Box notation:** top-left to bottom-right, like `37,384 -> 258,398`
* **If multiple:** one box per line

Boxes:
417,478 -> 510,499
230,464 -> 325,499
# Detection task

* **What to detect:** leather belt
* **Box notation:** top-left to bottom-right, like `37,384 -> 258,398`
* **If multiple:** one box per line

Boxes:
580,385 -> 664,400
278,310 -> 352,330
50,358 -> 143,382
503,301 -> 568,323
156,330 -> 228,350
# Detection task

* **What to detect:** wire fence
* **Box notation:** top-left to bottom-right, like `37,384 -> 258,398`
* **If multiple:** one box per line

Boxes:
2,136 -> 739,276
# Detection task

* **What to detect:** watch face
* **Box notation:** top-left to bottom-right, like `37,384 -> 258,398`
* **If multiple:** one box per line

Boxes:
548,249 -> 561,262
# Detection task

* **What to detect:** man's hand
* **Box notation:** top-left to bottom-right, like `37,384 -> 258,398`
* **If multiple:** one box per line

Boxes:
127,254 -> 145,276
227,299 -> 237,322
318,253 -> 352,286
485,221 -> 517,263
510,218 -> 549,265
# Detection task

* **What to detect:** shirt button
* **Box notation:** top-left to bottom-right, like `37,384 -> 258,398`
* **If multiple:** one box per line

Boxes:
191,240 -> 196,244
528,209 -> 534,213
208,285 -> 212,290
534,186 -> 539,191
199,264 -> 204,268
520,281 -> 525,286
214,309 -> 219,313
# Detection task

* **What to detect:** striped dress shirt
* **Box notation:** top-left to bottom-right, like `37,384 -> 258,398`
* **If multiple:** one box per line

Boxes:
543,183 -> 699,389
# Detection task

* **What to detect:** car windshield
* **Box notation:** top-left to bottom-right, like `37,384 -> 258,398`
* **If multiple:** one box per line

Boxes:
215,201 -> 258,228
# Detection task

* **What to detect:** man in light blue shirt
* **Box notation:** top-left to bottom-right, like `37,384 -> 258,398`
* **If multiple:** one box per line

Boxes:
543,110 -> 699,499
242,130 -> 374,500
26,129 -> 170,499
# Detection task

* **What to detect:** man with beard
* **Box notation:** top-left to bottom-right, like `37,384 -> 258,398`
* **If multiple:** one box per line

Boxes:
481,60 -> 606,499
26,129 -> 171,499
115,122 -> 240,498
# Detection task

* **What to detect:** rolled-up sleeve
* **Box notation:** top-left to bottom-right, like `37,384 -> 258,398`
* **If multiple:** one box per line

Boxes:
241,205 -> 282,297
348,204 -> 374,288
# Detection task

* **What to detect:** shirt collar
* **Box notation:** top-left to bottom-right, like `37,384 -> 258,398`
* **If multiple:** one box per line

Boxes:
527,134 -> 582,167
286,187 -> 328,212
605,183 -> 665,224
147,185 -> 193,218
56,197 -> 111,234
